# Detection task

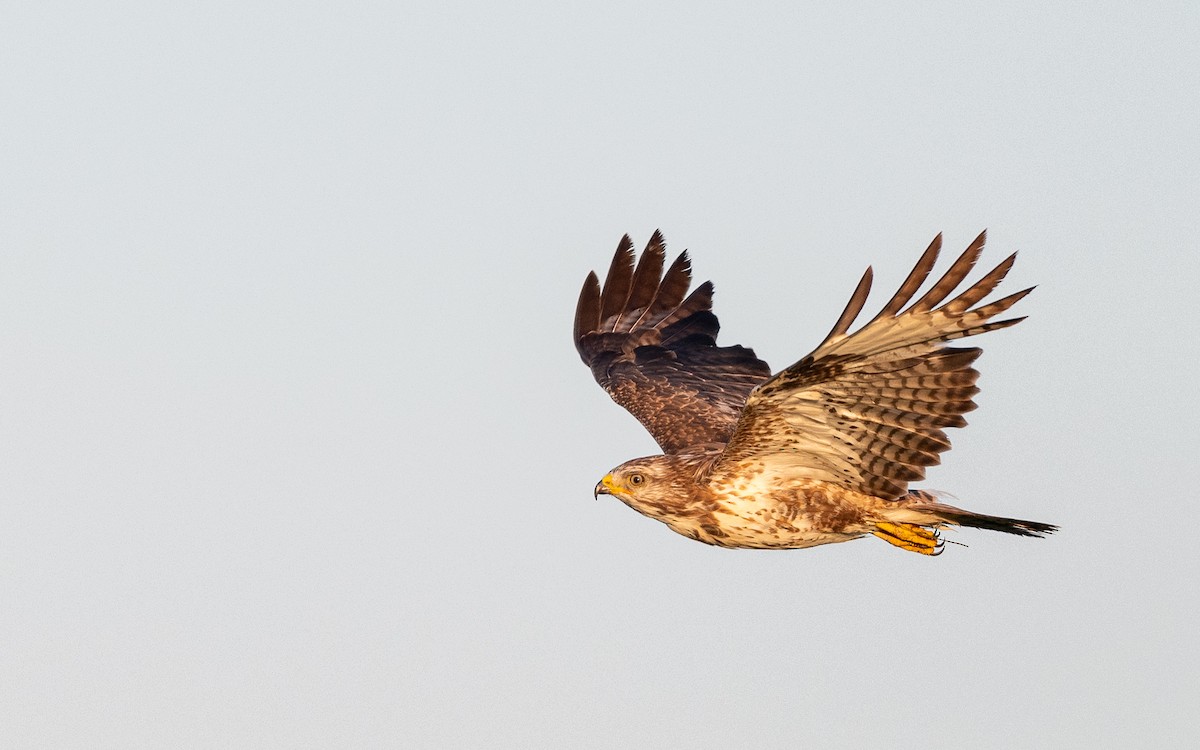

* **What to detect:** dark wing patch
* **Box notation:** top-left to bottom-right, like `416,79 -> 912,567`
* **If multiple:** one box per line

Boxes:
713,231 -> 1031,500
575,232 -> 772,454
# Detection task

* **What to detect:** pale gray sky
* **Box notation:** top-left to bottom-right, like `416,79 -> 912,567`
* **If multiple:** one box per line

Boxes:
2,1 -> 1197,747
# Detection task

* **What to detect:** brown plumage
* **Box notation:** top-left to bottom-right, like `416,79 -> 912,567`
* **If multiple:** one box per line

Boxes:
574,231 -> 772,453
576,231 -> 1056,555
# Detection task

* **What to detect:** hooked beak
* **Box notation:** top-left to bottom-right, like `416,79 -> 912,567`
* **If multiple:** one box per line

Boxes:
594,474 -> 616,500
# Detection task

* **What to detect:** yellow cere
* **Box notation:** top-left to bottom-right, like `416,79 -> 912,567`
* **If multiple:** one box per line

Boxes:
601,474 -> 622,494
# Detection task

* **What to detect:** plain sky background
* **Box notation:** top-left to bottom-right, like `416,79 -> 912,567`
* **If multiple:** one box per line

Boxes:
2,1 -> 1197,747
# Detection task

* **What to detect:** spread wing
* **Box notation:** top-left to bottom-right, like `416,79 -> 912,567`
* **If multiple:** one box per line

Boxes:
574,231 -> 772,454
713,231 -> 1032,500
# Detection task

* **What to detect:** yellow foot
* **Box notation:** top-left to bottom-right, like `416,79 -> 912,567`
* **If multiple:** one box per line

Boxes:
874,522 -> 944,556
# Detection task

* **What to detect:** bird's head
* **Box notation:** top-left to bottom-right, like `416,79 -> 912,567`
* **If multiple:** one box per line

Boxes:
593,455 -> 696,517
594,461 -> 652,500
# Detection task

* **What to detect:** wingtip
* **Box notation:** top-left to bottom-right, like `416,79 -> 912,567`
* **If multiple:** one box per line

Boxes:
966,229 -> 988,256
609,234 -> 635,271
599,236 -> 638,328
819,264 -> 875,346
573,270 -> 602,352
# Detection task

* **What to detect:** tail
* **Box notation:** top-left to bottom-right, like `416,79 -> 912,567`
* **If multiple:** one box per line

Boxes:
874,492 -> 1057,555
924,504 -> 1058,537
906,489 -> 1057,537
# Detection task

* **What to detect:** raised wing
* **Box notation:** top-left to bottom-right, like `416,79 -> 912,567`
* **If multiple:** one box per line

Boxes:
712,231 -> 1031,500
574,231 -> 772,454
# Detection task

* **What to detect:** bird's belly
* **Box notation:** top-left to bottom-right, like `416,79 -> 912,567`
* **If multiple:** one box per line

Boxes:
699,480 -> 871,549
704,512 -> 862,549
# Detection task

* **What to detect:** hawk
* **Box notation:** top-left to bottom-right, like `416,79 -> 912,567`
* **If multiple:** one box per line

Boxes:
574,231 -> 1056,555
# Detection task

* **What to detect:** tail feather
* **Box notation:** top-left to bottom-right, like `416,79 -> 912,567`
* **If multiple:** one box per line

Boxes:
901,489 -> 1057,538
930,506 -> 1058,537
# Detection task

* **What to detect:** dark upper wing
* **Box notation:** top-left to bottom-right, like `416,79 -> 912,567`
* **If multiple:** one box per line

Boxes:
711,231 -> 1032,499
574,231 -> 772,454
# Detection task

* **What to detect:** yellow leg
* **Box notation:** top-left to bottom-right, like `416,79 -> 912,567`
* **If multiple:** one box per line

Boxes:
874,522 -> 943,556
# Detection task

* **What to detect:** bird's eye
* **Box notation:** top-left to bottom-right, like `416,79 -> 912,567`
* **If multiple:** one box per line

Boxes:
629,474 -> 645,486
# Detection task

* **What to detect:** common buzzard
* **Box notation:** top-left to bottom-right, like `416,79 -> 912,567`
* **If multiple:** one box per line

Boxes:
574,231 -> 1056,555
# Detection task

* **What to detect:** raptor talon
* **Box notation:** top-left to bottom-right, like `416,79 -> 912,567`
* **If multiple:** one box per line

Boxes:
874,522 -> 943,556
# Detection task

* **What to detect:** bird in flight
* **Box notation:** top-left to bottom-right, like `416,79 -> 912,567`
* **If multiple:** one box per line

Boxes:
574,231 -> 1056,555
